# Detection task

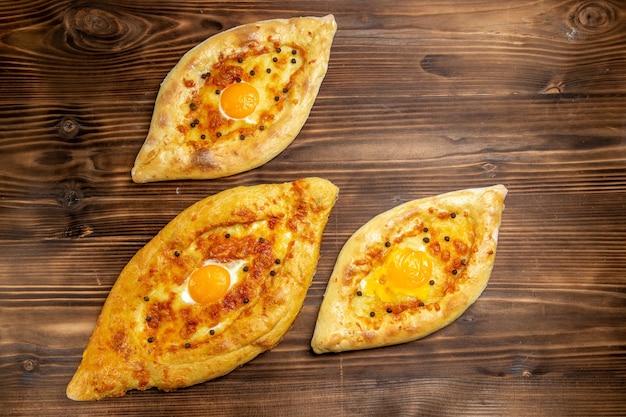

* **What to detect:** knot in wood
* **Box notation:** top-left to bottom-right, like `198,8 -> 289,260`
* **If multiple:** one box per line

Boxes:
58,116 -> 79,139
22,358 -> 38,372
64,5 -> 146,52
568,1 -> 619,35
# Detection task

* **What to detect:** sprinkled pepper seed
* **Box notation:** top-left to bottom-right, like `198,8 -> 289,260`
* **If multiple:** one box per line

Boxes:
270,270 -> 276,276
147,337 -> 154,343
144,296 -> 149,302
216,132 -> 222,137
189,103 -> 197,110
275,259 -> 281,264
423,227 -> 429,232
174,250 -> 180,257
243,266 -> 249,272
386,308 -> 393,313
292,49 -> 297,55
225,233 -> 230,238
237,58 -> 243,63
201,72 -> 210,79
385,241 -> 391,247
452,269 -> 458,275
259,125 -> 265,131
451,212 -> 457,218
273,57 -> 278,62
146,316 -> 151,322
200,134 -> 206,140
461,259 -> 467,265
235,77 -> 242,83
276,47 -> 282,53
239,134 -> 245,140
250,70 -> 255,76
356,291 -> 362,296
209,329 -> 215,335
291,58 -> 296,64
423,237 -> 430,243
274,96 -> 280,101
283,87 -> 289,93
243,298 -> 249,304
266,68 -> 271,73
429,279 -> 435,285
259,237 -> 265,243
369,312 -> 375,317
419,301 -> 425,307
185,343 -> 191,348
215,89 -> 221,94
444,236 -> 450,241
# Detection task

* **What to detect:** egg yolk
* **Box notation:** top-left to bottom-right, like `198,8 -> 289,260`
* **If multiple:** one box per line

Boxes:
219,82 -> 259,119
365,247 -> 433,302
187,264 -> 231,304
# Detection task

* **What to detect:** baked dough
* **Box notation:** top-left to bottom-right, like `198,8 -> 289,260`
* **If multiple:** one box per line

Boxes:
67,178 -> 338,400
311,185 -> 507,353
131,15 -> 337,183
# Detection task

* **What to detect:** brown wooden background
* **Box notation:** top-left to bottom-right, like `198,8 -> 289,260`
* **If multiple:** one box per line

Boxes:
1,0 -> 625,415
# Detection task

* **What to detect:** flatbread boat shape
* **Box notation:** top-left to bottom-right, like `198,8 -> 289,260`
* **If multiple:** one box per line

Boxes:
66,178 -> 339,400
311,185 -> 507,354
131,15 -> 337,183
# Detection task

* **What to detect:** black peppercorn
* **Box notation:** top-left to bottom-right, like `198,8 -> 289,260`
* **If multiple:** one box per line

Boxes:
185,343 -> 191,348
385,241 -> 391,247
369,311 -> 375,317
356,291 -> 362,296
452,269 -> 458,275
144,296 -> 149,302
225,233 -> 230,238
270,270 -> 276,276
444,236 -> 450,242
429,279 -> 435,285
386,308 -> 393,313
423,237 -> 430,243
250,70 -> 255,76
451,212 -> 457,218
190,103 -> 197,110
147,337 -> 154,343
275,259 -> 281,264
243,298 -> 249,304
423,227 -> 429,233
174,250 -> 180,257
209,329 -> 215,335
243,266 -> 249,272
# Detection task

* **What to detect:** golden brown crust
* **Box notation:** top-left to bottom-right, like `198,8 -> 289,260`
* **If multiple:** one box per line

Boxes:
67,178 -> 338,400
131,15 -> 337,183
311,185 -> 507,354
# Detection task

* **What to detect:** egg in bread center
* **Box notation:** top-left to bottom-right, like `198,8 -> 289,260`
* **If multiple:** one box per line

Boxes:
181,259 -> 245,305
361,242 -> 437,303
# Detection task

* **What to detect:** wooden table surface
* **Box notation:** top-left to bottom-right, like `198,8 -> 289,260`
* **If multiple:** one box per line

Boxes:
2,0 -> 625,415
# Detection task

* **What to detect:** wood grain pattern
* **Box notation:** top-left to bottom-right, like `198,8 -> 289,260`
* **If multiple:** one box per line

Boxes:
1,0 -> 625,415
